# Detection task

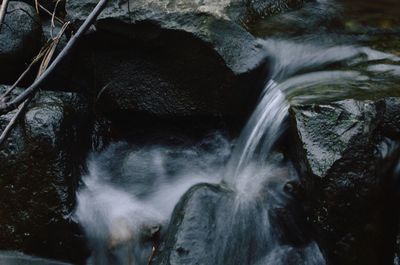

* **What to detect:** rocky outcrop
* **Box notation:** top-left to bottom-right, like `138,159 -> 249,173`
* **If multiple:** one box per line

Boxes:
61,0 -> 307,121
290,98 -> 400,265
63,0 -> 262,120
0,1 -> 43,85
0,87 -> 90,263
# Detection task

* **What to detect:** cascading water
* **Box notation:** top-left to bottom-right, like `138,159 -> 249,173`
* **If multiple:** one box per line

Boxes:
74,136 -> 232,265
74,25 -> 400,265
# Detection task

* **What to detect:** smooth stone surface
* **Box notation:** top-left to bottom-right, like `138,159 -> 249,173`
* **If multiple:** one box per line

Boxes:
61,0 -> 307,120
0,1 -> 42,85
290,97 -> 400,265
0,87 -> 90,263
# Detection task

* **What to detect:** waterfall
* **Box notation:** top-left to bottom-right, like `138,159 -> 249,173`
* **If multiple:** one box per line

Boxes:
74,38 -> 400,265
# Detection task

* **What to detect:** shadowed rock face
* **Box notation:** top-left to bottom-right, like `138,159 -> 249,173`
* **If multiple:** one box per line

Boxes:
0,88 -> 90,263
60,0 -> 308,122
290,98 -> 400,265
65,0 -> 308,75
0,1 -> 43,85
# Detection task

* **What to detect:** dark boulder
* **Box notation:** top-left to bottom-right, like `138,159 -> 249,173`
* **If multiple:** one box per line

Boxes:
152,173 -> 322,265
0,1 -> 43,85
152,183 -> 227,265
0,87 -> 90,263
290,98 -> 400,265
60,0 -> 307,121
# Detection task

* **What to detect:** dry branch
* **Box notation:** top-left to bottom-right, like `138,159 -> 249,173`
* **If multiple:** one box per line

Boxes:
0,98 -> 30,146
38,3 -> 65,25
0,21 -> 69,146
0,0 -> 109,116
0,0 -> 10,32
0,46 -> 49,100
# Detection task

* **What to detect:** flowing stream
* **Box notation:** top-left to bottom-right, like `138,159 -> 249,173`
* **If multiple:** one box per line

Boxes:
74,1 -> 400,264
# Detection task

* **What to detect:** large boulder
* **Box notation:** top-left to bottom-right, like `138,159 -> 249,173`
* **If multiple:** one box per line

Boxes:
60,0 -> 307,121
0,87 -> 90,263
153,170 -> 323,265
0,1 -> 43,85
290,98 -> 400,265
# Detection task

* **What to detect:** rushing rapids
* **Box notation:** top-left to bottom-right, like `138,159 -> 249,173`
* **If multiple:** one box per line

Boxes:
73,1 -> 400,265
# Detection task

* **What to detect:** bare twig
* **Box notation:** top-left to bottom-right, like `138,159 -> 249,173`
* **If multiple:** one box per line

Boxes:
1,59 -> 38,100
0,0 -> 10,32
52,0 -> 62,26
34,0 -> 40,15
38,3 -> 64,26
147,245 -> 156,265
0,45 -> 50,100
0,0 -> 109,116
96,82 -> 111,101
0,98 -> 31,146
0,21 -> 70,146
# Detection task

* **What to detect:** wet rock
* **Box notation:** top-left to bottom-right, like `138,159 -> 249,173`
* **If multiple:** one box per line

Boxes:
246,0 -> 308,20
383,97 -> 400,140
153,177 -> 320,265
0,1 -> 43,85
0,251 -> 72,265
152,184 -> 229,265
64,0 -> 263,120
290,98 -> 400,265
61,0 -> 306,121
22,0 -> 66,17
0,87 -> 90,263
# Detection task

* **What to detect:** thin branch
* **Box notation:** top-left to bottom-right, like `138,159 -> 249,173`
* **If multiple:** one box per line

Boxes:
0,0 -> 10,32
34,0 -> 39,15
0,98 -> 30,146
0,0 -> 109,116
0,59 -> 38,100
147,245 -> 156,265
0,21 -> 70,146
0,45 -> 50,100
38,3 -> 65,26
52,0 -> 62,27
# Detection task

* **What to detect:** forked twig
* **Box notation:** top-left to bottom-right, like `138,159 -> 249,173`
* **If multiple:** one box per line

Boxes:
0,21 -> 71,146
38,2 -> 65,25
0,0 -> 109,116
0,44 -> 50,100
